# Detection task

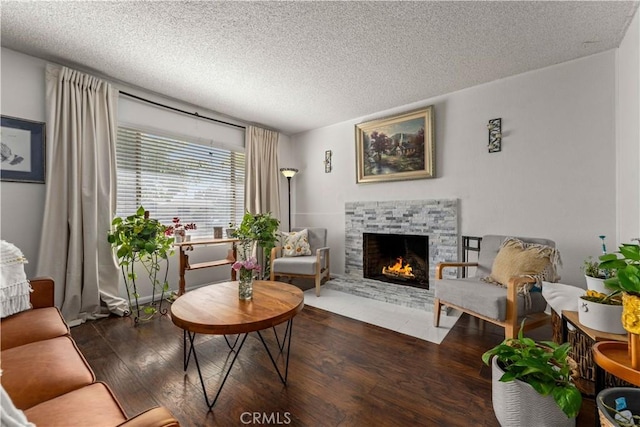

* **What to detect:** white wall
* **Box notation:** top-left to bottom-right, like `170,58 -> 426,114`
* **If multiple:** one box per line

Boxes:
0,48 -> 47,278
616,9 -> 640,245
291,51 -> 619,287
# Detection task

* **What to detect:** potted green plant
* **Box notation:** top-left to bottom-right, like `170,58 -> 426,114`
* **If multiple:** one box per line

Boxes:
107,206 -> 174,323
226,222 -> 237,239
582,256 -> 616,293
599,243 -> 640,368
234,212 -> 280,278
482,324 -> 582,426
600,243 -> 640,297
578,289 -> 624,334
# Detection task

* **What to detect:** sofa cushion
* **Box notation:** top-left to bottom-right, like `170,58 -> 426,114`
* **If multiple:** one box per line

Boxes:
1,336 -> 95,409
272,256 -> 318,275
435,277 -> 548,321
24,382 -> 127,427
1,307 -> 69,350
281,229 -> 311,257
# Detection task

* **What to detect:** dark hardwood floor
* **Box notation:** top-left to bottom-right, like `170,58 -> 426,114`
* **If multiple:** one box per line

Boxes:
71,305 -> 596,426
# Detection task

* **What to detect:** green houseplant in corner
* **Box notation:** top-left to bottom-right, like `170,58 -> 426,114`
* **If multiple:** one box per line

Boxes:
107,206 -> 174,323
482,323 -> 582,426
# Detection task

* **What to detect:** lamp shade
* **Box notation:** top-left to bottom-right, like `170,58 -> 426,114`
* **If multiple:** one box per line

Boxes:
280,168 -> 298,178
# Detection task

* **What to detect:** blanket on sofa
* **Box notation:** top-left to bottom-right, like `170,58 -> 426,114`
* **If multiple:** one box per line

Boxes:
1,240 -> 31,318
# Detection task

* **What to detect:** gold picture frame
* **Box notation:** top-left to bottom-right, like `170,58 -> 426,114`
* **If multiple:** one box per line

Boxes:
355,106 -> 434,183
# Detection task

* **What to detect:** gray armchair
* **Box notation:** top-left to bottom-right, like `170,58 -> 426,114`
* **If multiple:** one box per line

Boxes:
270,227 -> 330,296
434,235 -> 559,339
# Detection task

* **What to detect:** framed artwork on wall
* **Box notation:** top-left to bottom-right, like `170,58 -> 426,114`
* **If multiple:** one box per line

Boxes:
355,106 -> 435,184
0,116 -> 46,183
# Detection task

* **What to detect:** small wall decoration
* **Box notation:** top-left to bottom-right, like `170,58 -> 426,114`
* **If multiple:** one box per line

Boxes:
1,116 -> 46,183
487,118 -> 502,153
324,150 -> 332,173
355,106 -> 434,183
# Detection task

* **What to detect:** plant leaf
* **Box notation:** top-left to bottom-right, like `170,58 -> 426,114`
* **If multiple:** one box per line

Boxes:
552,385 -> 582,419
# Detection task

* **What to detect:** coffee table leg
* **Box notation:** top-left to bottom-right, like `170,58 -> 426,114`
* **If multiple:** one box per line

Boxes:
272,324 -> 290,353
224,334 -> 241,351
184,330 -> 250,410
257,319 -> 294,384
183,330 -> 196,371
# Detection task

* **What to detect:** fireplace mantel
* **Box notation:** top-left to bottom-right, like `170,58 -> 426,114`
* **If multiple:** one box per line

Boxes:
345,199 -> 458,281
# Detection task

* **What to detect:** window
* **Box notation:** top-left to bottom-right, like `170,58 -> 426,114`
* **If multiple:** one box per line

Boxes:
115,126 -> 245,236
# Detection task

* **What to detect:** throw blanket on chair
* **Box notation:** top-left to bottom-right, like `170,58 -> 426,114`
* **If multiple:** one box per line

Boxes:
0,240 -> 31,318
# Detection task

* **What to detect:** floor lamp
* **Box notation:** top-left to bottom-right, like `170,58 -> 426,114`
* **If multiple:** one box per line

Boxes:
280,168 -> 298,231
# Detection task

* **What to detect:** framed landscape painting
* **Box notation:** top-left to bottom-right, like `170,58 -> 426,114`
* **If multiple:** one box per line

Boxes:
355,106 -> 434,183
0,116 -> 46,183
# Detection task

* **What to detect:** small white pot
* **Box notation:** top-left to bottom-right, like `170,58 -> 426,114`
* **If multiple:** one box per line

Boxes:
577,296 -> 625,334
491,357 -> 575,427
585,275 -> 609,294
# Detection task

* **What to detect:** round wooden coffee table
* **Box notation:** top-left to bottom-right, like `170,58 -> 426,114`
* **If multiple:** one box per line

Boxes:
170,280 -> 304,410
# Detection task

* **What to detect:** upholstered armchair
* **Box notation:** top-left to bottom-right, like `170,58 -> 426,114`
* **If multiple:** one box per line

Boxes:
434,235 -> 561,339
270,227 -> 330,296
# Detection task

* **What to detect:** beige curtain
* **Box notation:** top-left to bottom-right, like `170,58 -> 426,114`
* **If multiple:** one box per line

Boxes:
37,64 -> 127,326
244,126 -> 281,217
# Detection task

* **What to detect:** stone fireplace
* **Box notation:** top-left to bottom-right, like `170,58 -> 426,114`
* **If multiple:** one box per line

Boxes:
345,199 -> 459,285
363,232 -> 429,288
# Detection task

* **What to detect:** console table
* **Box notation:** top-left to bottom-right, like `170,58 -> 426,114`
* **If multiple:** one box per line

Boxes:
174,238 -> 238,295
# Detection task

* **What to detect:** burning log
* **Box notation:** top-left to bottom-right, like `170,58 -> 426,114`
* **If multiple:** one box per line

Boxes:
382,257 -> 415,280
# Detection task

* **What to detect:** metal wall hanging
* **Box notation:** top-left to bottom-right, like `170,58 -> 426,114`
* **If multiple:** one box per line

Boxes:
324,150 -> 332,173
487,118 -> 502,153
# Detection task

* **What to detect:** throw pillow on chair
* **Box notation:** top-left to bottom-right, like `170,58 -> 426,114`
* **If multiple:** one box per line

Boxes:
281,229 -> 311,257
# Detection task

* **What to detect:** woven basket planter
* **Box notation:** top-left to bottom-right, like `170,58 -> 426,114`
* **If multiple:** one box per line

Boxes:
597,387 -> 640,427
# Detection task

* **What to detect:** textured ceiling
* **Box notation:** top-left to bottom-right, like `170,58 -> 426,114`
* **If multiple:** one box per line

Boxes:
1,1 -> 638,135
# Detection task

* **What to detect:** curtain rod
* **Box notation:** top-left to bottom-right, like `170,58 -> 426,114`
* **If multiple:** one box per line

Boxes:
120,91 -> 246,130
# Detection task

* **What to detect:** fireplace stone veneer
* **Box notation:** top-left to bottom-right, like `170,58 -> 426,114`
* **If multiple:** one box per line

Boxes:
345,199 -> 458,282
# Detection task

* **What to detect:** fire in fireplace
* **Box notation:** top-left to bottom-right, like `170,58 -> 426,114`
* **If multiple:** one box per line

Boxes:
382,257 -> 415,280
363,233 -> 428,289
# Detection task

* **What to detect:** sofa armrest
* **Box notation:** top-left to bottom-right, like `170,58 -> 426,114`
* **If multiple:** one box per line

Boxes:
435,262 -> 478,279
117,407 -> 180,427
29,277 -> 55,308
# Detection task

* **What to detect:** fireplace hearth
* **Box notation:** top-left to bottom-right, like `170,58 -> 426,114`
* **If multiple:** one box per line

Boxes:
363,233 -> 429,289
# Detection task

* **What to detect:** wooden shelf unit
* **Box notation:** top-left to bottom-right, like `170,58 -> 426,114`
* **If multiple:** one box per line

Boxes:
175,238 -> 238,295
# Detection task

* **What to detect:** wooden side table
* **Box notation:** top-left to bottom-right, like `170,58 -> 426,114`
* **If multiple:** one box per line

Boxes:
174,238 -> 238,295
593,341 -> 640,393
561,310 -> 628,396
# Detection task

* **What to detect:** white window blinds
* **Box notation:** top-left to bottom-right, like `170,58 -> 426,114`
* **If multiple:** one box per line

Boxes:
115,126 -> 245,236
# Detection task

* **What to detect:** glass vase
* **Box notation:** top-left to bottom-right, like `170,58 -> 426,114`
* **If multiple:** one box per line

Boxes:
238,268 -> 254,300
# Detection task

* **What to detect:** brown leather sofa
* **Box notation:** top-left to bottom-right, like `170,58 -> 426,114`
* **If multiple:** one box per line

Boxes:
1,278 -> 180,426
